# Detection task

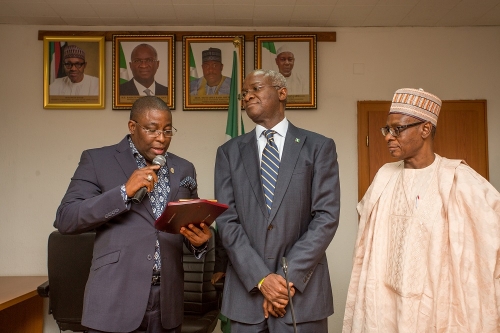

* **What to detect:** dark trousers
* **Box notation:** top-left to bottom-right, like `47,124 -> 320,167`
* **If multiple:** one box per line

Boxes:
230,317 -> 328,333
88,285 -> 181,333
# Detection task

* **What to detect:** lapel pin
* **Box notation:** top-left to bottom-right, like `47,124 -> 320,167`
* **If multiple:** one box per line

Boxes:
295,138 -> 300,143
170,167 -> 175,174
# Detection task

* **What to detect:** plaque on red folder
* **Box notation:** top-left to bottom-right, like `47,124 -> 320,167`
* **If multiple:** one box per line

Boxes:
154,199 -> 228,234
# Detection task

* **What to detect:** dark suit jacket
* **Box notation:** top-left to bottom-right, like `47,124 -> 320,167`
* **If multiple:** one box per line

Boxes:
54,136 -> 197,332
120,79 -> 168,96
214,122 -> 340,325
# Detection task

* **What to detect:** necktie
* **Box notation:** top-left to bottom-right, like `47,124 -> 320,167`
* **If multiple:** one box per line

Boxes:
144,88 -> 152,96
150,166 -> 170,271
261,130 -> 280,213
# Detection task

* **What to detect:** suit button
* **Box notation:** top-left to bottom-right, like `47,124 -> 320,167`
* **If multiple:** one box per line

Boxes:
147,254 -> 152,260
267,225 -> 273,230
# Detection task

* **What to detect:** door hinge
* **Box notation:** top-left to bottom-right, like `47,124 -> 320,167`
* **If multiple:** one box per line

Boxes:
366,135 -> 369,147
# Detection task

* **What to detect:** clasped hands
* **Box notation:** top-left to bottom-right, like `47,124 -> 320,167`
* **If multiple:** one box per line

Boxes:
125,166 -> 211,247
259,273 -> 295,318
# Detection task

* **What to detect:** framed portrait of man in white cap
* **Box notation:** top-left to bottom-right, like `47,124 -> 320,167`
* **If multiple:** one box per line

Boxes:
255,35 -> 317,109
43,36 -> 105,109
112,35 -> 174,110
183,35 -> 245,111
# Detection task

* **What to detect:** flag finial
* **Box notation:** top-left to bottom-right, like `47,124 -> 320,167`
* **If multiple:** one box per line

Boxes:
232,37 -> 242,48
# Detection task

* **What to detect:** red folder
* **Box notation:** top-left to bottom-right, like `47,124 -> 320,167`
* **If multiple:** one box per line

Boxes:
154,199 -> 228,234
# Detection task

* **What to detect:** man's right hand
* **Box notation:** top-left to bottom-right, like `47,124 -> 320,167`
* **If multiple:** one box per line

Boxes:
259,273 -> 295,312
124,165 -> 160,197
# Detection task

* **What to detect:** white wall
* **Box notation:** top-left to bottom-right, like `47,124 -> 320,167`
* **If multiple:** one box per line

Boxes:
0,25 -> 498,333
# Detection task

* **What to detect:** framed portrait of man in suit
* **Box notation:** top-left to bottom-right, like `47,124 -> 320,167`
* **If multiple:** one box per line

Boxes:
43,36 -> 105,109
112,35 -> 174,110
183,35 -> 245,111
255,35 -> 317,109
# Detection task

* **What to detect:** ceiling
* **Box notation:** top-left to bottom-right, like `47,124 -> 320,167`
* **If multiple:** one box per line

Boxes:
1,0 -> 500,27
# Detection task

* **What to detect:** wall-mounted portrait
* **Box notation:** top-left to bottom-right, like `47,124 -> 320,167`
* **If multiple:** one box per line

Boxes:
43,36 -> 105,109
255,35 -> 317,109
183,36 -> 244,111
113,35 -> 174,110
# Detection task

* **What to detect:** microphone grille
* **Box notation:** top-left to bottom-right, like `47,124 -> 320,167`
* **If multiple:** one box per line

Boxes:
152,155 -> 166,167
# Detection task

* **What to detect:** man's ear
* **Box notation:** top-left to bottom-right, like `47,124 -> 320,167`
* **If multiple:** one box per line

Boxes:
278,87 -> 288,102
128,120 -> 136,134
421,122 -> 432,139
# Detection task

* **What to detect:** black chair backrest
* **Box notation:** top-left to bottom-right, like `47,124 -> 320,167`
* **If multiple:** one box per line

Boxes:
47,230 -> 95,332
181,229 -> 220,333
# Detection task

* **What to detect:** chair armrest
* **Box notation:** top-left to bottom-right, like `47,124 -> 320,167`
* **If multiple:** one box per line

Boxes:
37,280 -> 49,298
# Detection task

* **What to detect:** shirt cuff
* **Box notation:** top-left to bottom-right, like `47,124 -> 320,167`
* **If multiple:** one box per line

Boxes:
120,184 -> 132,208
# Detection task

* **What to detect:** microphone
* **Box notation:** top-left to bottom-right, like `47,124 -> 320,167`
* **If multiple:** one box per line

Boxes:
131,155 -> 167,204
282,257 -> 297,333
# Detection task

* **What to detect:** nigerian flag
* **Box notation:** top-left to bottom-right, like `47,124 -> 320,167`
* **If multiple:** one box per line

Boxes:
225,50 -> 244,141
262,41 -> 276,54
189,45 -> 198,81
49,41 -> 66,83
119,43 -> 129,84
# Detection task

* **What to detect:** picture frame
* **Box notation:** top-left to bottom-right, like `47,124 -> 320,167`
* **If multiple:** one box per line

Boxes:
183,35 -> 245,111
255,35 -> 317,109
112,35 -> 175,110
43,36 -> 105,109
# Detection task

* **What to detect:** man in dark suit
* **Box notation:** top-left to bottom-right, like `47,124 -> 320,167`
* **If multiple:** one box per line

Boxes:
54,96 -> 211,333
120,44 -> 168,96
214,69 -> 340,332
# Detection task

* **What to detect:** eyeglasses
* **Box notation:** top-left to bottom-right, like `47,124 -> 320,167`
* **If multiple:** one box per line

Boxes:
381,121 -> 425,137
131,58 -> 158,65
132,120 -> 177,138
239,85 -> 282,100
64,62 -> 86,69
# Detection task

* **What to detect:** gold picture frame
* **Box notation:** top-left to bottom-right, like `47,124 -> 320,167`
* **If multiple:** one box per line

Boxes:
255,35 -> 317,109
112,35 -> 175,110
183,35 -> 244,111
43,36 -> 105,109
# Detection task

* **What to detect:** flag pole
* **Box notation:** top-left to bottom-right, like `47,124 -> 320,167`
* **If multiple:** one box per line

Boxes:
232,37 -> 242,136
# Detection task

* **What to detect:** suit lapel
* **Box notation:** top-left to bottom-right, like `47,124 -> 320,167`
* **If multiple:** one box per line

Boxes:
239,130 -> 268,218
268,123 -> 305,223
166,154 -> 180,202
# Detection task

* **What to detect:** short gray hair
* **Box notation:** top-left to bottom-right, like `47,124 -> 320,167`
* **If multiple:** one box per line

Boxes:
130,96 -> 170,120
250,69 -> 287,88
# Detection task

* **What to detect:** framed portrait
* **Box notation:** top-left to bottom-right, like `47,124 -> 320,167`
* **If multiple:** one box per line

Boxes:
112,35 -> 175,110
183,36 -> 245,111
43,36 -> 105,109
255,35 -> 317,109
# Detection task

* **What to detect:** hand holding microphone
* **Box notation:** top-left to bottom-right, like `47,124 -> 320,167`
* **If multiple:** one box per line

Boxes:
126,155 -> 166,204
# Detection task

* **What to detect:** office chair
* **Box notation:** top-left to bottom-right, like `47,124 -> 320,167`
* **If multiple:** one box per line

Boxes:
181,228 -> 220,333
38,230 -> 220,333
37,230 -> 95,332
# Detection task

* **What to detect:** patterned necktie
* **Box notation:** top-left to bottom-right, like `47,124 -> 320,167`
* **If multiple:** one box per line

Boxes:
261,130 -> 280,214
144,88 -> 152,96
150,165 -> 170,271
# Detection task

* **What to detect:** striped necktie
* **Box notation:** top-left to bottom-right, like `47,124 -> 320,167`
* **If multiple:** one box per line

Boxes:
261,130 -> 280,214
144,88 -> 152,96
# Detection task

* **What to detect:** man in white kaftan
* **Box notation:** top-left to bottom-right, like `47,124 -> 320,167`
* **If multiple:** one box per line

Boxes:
343,88 -> 500,333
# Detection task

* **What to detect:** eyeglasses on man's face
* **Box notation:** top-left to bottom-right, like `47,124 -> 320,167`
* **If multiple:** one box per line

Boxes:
381,121 -> 425,137
64,62 -> 86,69
239,85 -> 282,100
132,120 -> 177,138
131,58 -> 158,66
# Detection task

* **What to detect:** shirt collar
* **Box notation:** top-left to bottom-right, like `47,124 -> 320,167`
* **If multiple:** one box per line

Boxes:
255,117 -> 289,139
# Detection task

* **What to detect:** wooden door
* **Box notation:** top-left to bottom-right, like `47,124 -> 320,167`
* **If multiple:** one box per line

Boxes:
357,100 -> 488,200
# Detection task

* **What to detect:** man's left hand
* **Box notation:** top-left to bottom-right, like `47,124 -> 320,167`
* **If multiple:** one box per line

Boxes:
180,223 -> 212,247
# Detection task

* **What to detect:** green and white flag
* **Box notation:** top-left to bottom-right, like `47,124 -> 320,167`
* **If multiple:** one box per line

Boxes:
119,43 -> 129,84
262,41 -> 276,54
225,50 -> 244,142
189,45 -> 198,81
